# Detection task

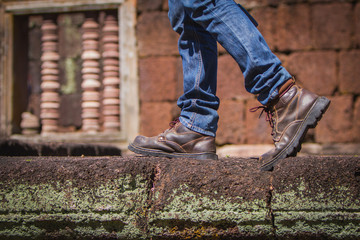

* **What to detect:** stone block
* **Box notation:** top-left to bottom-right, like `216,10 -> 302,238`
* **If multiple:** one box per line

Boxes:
312,3 -> 352,49
354,98 -> 360,142
149,157 -> 272,238
245,98 -> 273,144
261,0 -> 280,7
277,4 -> 311,51
139,56 -> 180,102
137,0 -> 163,12
217,54 -> 252,101
162,0 -> 169,11
0,156 -> 359,239
174,57 -> 184,98
137,12 -> 179,57
40,143 -> 68,156
0,140 -> 38,156
250,7 -> 277,50
315,95 -> 355,143
272,156 -> 360,238
0,156 -> 153,239
285,51 -> 337,96
140,101 -> 175,137
339,50 -> 360,94
216,100 -> 246,145
356,3 -> 360,47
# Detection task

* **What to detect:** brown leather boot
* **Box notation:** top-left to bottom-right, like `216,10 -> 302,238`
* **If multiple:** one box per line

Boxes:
254,82 -> 330,171
128,119 -> 218,160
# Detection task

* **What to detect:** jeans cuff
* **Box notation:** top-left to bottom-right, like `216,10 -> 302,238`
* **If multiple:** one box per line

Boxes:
179,117 -> 216,137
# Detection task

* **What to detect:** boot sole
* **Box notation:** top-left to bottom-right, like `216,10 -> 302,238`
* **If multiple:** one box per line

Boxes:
128,143 -> 218,160
260,96 -> 331,171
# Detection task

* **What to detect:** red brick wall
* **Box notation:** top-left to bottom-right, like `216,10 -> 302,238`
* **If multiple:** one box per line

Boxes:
137,0 -> 360,145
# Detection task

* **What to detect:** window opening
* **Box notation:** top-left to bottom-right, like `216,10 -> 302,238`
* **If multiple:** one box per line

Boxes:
18,10 -> 121,136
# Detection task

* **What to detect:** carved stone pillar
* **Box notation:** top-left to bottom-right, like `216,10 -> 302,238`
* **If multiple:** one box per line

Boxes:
40,19 -> 60,134
101,15 -> 120,132
81,18 -> 101,133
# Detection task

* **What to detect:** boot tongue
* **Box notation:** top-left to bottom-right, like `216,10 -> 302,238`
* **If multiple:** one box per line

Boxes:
168,118 -> 196,134
278,78 -> 295,97
176,123 -> 193,133
169,118 -> 180,128
276,85 -> 298,109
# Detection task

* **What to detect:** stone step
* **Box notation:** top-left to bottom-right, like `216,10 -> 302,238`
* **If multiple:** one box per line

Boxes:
0,156 -> 359,239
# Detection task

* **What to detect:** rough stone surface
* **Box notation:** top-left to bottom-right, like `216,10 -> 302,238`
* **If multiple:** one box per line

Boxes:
285,51 -> 337,96
137,0 -> 163,12
339,50 -> 360,95
0,156 -> 154,239
0,156 -> 359,239
251,7 -> 277,50
315,96 -> 355,143
272,156 -> 360,239
217,55 -> 252,101
216,100 -> 246,145
245,98 -> 273,144
140,102 -> 176,137
277,4 -> 311,51
312,3 -> 352,49
356,3 -> 360,47
353,98 -> 360,142
139,56 -> 180,102
0,139 -> 121,156
148,157 -> 271,239
137,12 -> 178,57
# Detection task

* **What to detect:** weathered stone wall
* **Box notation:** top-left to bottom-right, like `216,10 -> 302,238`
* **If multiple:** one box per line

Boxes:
136,0 -> 360,145
0,156 -> 359,239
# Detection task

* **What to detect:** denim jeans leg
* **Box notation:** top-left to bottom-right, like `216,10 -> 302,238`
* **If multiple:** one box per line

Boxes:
181,0 -> 292,105
169,0 -> 219,137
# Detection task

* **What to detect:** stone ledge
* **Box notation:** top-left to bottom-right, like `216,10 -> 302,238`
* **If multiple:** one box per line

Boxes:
217,143 -> 360,158
0,156 -> 359,239
0,139 -> 121,156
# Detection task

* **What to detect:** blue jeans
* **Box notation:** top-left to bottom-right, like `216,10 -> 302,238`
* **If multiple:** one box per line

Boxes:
168,0 -> 292,137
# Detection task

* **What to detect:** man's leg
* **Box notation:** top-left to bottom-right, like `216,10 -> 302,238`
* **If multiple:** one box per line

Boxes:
180,0 -> 292,105
128,0 -> 219,160
175,0 -> 330,169
169,0 -> 220,137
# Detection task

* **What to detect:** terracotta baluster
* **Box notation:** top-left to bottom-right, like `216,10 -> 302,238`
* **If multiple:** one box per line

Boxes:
20,112 -> 40,135
40,19 -> 60,134
81,18 -> 101,133
101,15 -> 120,132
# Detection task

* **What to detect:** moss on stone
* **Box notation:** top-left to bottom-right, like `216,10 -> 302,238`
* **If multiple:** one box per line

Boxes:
0,174 -> 150,239
271,179 -> 360,239
148,184 -> 272,238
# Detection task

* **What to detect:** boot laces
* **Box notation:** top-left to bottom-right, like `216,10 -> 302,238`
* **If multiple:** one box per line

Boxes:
159,118 -> 180,136
250,106 -> 276,136
169,118 -> 180,129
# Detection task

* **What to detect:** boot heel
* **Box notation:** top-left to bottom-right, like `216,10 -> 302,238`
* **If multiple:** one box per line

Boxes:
192,153 -> 218,160
308,97 -> 331,128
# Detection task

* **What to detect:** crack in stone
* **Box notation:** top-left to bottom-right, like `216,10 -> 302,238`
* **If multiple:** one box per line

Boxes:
267,175 -> 276,236
140,163 -> 161,236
